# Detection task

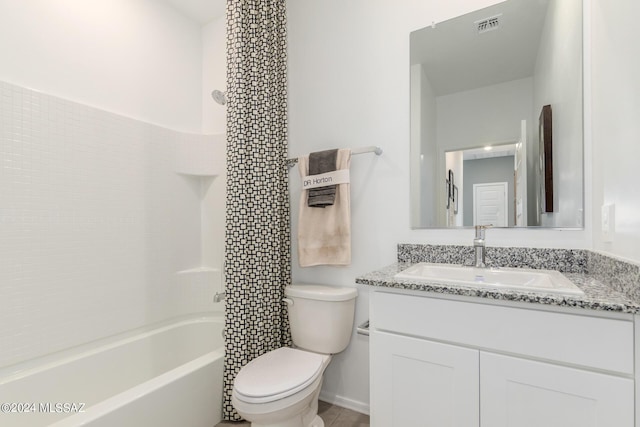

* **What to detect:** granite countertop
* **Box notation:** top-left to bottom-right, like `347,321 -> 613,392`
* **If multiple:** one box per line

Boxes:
356,262 -> 640,314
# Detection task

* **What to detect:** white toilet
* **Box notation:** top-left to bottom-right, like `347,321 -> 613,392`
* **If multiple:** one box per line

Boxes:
232,284 -> 358,427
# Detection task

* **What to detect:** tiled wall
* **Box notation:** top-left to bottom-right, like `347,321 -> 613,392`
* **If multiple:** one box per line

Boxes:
0,81 -> 218,368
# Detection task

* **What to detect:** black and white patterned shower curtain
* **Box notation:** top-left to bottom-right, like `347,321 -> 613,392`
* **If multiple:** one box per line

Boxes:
222,0 -> 291,421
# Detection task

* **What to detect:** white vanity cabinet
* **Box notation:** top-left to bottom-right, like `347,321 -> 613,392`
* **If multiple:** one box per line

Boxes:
370,290 -> 635,427
371,331 -> 479,426
480,352 -> 633,427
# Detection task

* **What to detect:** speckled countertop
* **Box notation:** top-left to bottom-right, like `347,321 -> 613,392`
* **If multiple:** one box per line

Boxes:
356,245 -> 640,314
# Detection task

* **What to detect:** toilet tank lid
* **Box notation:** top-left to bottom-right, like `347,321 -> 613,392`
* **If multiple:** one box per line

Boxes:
286,284 -> 358,301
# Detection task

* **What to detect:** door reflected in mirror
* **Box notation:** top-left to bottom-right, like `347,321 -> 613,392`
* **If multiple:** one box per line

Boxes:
410,0 -> 584,229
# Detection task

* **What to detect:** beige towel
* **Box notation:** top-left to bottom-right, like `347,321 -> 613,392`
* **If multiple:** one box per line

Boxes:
298,149 -> 351,267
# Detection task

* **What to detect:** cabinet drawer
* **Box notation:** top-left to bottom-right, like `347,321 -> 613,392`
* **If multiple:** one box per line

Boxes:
372,291 -> 634,374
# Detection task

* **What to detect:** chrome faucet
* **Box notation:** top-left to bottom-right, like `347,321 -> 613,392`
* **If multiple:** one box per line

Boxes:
473,225 -> 492,268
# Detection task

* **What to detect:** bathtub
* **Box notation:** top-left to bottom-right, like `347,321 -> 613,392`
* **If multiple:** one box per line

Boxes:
0,315 -> 224,427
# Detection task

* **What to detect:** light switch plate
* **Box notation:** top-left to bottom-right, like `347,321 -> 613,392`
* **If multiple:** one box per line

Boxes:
601,204 -> 615,242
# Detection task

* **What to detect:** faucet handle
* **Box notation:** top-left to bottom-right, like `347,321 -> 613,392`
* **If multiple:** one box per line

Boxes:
213,291 -> 226,303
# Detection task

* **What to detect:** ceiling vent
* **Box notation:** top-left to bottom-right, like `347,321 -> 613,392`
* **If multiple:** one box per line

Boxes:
475,14 -> 502,34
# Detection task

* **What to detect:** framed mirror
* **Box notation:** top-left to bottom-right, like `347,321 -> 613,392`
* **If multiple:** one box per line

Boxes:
410,0 -> 583,228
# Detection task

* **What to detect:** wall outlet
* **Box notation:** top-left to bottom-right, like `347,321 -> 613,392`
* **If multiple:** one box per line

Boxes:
601,204 -> 615,242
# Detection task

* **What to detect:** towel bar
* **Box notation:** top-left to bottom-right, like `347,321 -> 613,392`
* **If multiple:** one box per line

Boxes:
357,320 -> 370,336
287,146 -> 382,168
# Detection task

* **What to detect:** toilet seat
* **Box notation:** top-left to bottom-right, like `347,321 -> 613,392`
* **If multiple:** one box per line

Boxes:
234,347 -> 327,404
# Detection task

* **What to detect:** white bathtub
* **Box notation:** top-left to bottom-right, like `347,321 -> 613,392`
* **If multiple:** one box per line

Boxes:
0,315 -> 224,427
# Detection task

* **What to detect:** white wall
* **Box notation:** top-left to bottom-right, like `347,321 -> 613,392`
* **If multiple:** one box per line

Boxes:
202,15 -> 227,135
533,0 -> 584,228
0,0 -> 203,133
288,0 -> 591,412
591,0 -> 640,263
437,78 -> 533,153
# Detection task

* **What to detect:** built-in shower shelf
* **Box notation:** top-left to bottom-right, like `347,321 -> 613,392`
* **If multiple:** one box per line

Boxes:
176,267 -> 221,287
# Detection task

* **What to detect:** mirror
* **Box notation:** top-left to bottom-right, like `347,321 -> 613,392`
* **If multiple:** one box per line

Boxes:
410,0 -> 583,228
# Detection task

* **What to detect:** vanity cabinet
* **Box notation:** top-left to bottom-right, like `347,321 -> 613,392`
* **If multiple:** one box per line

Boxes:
371,331 -> 479,426
370,291 -> 635,427
480,352 -> 633,427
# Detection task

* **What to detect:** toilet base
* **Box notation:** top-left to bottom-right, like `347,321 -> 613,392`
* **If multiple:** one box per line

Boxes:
249,415 -> 323,427
310,415 -> 325,427
244,398 -> 324,427
234,376 -> 325,427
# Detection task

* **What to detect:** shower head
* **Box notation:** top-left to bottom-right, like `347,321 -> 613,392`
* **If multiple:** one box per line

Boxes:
211,90 -> 227,105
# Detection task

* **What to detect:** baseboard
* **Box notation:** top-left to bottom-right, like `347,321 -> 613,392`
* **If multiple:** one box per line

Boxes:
319,391 -> 370,416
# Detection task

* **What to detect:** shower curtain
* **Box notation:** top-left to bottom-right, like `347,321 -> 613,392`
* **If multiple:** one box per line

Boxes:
222,0 -> 291,420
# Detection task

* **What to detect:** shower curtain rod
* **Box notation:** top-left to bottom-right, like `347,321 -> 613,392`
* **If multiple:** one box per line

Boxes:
286,146 -> 383,168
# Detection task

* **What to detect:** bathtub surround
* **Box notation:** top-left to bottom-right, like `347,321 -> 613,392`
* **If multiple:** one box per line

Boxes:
0,0 -> 227,374
0,81 -> 222,368
223,0 -> 290,420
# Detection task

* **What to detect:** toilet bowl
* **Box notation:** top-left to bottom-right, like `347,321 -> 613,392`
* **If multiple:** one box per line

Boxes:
231,284 -> 357,427
232,347 -> 331,427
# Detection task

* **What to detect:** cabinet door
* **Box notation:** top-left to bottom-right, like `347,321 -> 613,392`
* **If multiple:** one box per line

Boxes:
370,331 -> 479,427
480,352 -> 634,427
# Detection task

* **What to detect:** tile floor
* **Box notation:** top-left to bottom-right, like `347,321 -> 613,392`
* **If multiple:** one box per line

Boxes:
215,401 -> 370,427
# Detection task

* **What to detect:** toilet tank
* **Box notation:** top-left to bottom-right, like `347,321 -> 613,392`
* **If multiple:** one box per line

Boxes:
284,284 -> 358,354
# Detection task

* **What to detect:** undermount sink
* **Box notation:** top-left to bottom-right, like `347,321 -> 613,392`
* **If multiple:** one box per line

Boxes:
395,263 -> 584,296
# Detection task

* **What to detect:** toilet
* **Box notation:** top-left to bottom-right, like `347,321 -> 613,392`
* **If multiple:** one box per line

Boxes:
232,284 -> 358,427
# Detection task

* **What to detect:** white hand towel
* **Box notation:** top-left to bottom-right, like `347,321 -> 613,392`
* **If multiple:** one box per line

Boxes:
297,149 -> 352,267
